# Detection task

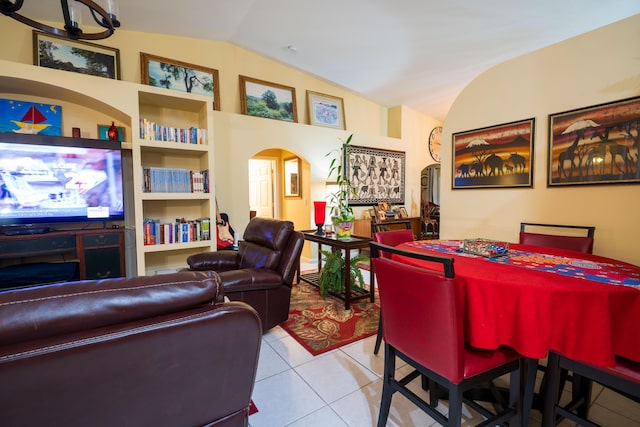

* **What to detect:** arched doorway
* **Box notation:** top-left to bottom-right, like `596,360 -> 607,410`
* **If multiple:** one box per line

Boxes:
420,164 -> 440,237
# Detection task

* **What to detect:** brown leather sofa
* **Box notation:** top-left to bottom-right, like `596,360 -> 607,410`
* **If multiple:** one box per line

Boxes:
187,217 -> 304,332
0,271 -> 261,427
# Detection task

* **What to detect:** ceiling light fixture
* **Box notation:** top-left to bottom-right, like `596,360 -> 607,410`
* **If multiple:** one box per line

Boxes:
0,0 -> 120,40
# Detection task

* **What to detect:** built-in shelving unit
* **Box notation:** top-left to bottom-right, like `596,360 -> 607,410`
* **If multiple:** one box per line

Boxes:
133,88 -> 215,275
0,60 -> 216,277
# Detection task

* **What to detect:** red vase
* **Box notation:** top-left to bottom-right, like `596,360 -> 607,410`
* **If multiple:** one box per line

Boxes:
107,121 -> 119,141
313,201 -> 326,235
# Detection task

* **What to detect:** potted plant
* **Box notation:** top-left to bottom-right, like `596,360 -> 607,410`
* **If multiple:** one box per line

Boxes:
326,134 -> 357,238
317,249 -> 368,298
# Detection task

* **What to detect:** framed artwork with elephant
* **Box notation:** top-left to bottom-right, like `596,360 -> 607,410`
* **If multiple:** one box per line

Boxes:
452,118 -> 535,189
548,96 -> 640,187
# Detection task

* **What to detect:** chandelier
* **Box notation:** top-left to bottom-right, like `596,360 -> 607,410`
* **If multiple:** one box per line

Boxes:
0,0 -> 120,40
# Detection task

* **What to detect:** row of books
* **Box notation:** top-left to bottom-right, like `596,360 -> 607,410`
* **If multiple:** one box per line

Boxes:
142,167 -> 209,193
143,218 -> 211,245
139,118 -> 208,144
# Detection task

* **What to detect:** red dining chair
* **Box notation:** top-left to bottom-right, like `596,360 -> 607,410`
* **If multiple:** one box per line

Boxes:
519,222 -> 595,254
542,351 -> 640,427
371,228 -> 415,355
371,242 -> 535,427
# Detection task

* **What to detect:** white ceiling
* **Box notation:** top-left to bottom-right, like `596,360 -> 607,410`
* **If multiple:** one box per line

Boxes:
13,1 -> 640,121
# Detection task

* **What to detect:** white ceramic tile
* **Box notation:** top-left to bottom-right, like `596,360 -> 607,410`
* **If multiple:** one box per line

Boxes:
286,405 -> 348,427
250,369 -> 325,427
589,401 -> 640,427
331,372 -> 438,427
262,325 -> 290,343
255,340 -> 290,381
269,333 -> 319,368
295,351 -> 379,404
339,335 -> 386,377
593,388 -> 640,425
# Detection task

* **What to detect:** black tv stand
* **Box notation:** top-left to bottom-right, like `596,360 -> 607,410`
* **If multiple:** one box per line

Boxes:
1,226 -> 50,236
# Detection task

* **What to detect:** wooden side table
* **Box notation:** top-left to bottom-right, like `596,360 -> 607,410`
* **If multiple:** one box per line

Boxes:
299,230 -> 373,310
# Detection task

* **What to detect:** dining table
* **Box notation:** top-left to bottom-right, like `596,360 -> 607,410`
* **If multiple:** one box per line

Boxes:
392,239 -> 640,425
394,239 -> 640,368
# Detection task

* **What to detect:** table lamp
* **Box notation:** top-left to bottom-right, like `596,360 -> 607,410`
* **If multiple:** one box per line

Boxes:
313,201 -> 326,235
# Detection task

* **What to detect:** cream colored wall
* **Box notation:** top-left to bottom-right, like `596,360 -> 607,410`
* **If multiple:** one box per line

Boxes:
0,20 -> 436,252
442,15 -> 640,265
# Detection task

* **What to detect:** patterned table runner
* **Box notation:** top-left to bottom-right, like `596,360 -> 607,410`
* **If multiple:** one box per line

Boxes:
404,240 -> 640,288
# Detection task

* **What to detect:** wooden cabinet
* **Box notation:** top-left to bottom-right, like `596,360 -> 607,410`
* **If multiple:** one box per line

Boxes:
0,229 -> 125,282
354,217 -> 422,239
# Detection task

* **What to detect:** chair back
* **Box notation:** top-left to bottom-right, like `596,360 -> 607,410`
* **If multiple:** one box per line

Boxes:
239,217 -> 304,285
372,229 -> 414,258
519,222 -> 595,254
370,242 -> 464,382
370,218 -> 412,235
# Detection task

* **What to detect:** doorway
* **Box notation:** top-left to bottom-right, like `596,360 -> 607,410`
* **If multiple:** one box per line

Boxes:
248,158 -> 277,218
420,164 -> 441,237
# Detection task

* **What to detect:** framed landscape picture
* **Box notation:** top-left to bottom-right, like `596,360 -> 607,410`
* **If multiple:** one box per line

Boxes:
33,31 -> 120,80
345,145 -> 405,205
306,90 -> 345,129
239,76 -> 297,123
140,52 -> 220,110
548,96 -> 640,187
452,118 -> 535,189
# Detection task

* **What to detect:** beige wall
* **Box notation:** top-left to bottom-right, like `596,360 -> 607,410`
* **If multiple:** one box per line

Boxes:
442,14 -> 640,265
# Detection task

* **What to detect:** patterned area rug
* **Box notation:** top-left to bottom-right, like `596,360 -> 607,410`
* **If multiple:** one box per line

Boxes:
280,281 -> 380,356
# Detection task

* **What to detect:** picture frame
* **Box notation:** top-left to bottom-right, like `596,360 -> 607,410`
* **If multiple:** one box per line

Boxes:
548,96 -> 640,187
0,98 -> 62,136
33,31 -> 120,80
97,124 -> 125,141
140,52 -> 220,111
398,207 -> 408,218
306,90 -> 346,130
345,145 -> 406,205
239,75 -> 297,123
284,157 -> 301,198
452,118 -> 535,189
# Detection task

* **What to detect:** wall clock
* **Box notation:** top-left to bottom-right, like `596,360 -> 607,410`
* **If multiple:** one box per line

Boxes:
428,126 -> 442,162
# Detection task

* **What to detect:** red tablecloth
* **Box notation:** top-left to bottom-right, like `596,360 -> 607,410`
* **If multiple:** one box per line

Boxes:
393,240 -> 640,368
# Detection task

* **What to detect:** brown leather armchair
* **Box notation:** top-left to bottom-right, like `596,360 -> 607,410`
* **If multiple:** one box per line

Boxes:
0,271 -> 262,427
187,217 -> 304,332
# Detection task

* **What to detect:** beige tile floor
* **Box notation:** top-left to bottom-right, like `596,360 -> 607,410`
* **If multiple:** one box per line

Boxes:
248,262 -> 640,426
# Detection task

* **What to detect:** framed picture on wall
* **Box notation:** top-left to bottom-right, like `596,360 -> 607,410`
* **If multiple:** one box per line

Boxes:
239,75 -> 297,123
284,157 -> 301,198
140,52 -> 220,110
306,90 -> 346,130
452,118 -> 535,189
33,31 -> 121,80
345,145 -> 405,205
547,96 -> 640,187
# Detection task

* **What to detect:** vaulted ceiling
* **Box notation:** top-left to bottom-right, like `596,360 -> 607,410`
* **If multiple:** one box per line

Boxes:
13,1 -> 640,120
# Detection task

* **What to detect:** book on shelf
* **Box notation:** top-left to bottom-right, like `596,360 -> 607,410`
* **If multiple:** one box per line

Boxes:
143,217 -> 211,245
142,167 -> 209,193
139,118 -> 208,144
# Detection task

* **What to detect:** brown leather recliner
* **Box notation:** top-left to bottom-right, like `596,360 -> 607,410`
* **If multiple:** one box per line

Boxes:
0,271 -> 262,427
187,217 -> 304,332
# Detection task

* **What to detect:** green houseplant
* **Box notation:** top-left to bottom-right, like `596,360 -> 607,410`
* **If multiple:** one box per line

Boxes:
317,249 -> 368,298
318,134 -> 369,299
326,134 -> 357,238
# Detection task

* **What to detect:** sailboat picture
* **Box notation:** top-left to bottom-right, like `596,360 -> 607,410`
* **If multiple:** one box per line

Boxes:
0,99 -> 62,136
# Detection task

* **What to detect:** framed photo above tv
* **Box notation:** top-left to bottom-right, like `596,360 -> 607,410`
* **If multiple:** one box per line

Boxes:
239,75 -> 297,123
344,145 -> 405,205
548,96 -> 640,187
452,118 -> 535,189
33,31 -> 121,80
140,52 -> 220,111
306,90 -> 345,129
0,98 -> 62,136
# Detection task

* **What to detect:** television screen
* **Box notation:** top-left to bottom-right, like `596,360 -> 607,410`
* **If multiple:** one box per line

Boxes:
0,132 -> 124,226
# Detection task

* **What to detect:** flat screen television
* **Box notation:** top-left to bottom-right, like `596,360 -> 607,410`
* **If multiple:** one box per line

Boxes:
0,132 -> 124,229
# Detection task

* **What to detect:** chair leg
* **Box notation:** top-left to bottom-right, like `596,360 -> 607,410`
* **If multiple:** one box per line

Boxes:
447,386 -> 464,427
377,343 -> 396,427
374,314 -> 383,355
